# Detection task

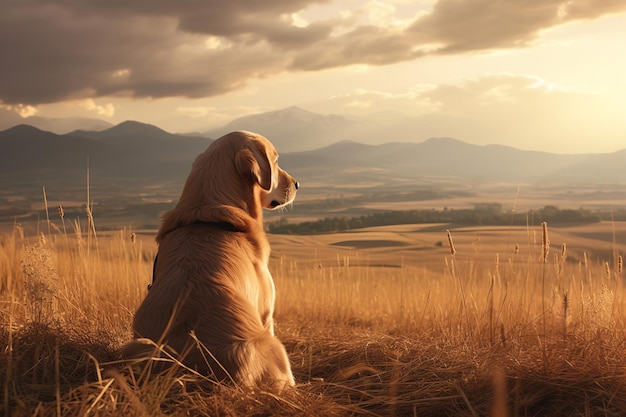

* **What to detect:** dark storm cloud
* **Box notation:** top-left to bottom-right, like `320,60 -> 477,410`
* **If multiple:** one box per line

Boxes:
1,0 -> 625,105
0,0 -> 326,104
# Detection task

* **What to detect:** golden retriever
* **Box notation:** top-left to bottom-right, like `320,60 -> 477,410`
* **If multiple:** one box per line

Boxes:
121,131 -> 298,390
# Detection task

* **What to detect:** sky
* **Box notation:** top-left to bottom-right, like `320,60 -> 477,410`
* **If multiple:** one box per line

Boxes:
1,0 -> 626,154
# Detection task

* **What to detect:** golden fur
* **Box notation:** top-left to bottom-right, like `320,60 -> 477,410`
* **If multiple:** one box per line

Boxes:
121,131 -> 298,390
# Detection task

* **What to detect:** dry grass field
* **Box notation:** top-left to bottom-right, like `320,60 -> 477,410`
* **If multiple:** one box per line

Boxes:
1,217 -> 625,416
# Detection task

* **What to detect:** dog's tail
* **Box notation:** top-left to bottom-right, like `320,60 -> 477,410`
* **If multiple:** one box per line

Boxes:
119,338 -> 158,361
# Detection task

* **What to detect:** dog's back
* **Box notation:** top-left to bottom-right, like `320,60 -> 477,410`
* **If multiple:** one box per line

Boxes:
122,222 -> 294,388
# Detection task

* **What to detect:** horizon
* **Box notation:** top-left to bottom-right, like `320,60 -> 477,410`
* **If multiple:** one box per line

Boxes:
3,111 -> 626,156
1,1 -> 626,154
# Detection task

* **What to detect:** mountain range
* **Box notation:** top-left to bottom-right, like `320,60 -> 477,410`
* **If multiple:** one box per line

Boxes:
0,107 -> 625,186
0,122 -> 211,180
197,106 -> 488,153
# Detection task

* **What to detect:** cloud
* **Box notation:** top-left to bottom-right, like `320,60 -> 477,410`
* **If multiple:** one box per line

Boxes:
0,104 -> 39,118
411,73 -> 626,152
420,73 -> 556,112
1,0 -> 625,105
329,72 -> 617,117
324,85 -> 440,113
406,0 -> 626,53
0,1 -> 292,104
76,100 -> 115,117
314,73 -> 567,120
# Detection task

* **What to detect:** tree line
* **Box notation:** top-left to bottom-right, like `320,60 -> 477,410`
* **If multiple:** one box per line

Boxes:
268,204 -> 603,235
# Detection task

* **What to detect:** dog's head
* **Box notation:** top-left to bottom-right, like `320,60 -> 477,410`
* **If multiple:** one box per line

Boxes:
233,131 -> 299,210
161,131 -> 298,237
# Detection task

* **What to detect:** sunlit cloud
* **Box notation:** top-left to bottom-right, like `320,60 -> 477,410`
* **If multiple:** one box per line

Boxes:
1,104 -> 39,118
111,68 -> 131,78
76,99 -> 115,117
365,0 -> 419,29
204,36 -> 233,50
286,12 -> 310,28
326,85 -> 441,113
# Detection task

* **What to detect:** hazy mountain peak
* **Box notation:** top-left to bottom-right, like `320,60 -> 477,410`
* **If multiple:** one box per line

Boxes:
1,124 -> 58,137
272,106 -> 315,117
267,106 -> 349,123
103,120 -> 170,137
310,139 -> 372,153
205,106 -> 355,152
421,137 -> 475,148
232,106 -> 348,124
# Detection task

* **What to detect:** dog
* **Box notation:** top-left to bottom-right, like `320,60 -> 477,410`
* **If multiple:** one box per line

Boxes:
121,131 -> 298,390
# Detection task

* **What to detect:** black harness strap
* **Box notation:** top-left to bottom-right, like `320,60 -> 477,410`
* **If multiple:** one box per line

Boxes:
147,253 -> 158,291
147,221 -> 241,290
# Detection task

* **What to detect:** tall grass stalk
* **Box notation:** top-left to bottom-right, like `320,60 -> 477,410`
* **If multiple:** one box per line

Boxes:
57,205 -> 67,237
540,221 -> 550,370
446,229 -> 474,345
43,185 -> 51,237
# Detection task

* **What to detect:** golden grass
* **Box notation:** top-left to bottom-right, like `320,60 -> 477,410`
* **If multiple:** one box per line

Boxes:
1,219 -> 626,416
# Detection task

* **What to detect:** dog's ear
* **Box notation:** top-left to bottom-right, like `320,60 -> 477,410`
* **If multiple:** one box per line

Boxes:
236,142 -> 272,191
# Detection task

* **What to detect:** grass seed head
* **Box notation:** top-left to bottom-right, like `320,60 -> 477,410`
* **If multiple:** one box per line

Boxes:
21,235 -> 59,322
446,229 -> 456,256
541,222 -> 550,262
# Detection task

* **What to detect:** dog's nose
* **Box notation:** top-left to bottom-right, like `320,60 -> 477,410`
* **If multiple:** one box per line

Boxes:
294,180 -> 299,190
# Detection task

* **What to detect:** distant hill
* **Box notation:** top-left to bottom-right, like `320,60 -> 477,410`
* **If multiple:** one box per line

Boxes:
279,137 -> 615,182
0,124 -> 111,177
72,120 -> 210,152
0,122 -> 212,180
203,106 -> 355,152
